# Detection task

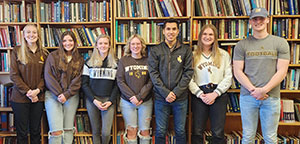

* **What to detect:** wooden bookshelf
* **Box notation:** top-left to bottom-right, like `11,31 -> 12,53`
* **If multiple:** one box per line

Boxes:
0,107 -> 12,111
0,0 -> 300,143
0,132 -> 16,137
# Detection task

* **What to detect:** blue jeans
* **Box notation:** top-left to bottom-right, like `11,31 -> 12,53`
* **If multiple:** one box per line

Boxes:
120,98 -> 153,144
154,99 -> 188,144
86,97 -> 114,144
45,91 -> 79,144
240,95 -> 280,144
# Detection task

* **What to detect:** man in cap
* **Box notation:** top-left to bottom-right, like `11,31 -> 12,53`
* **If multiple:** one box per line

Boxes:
233,8 -> 290,143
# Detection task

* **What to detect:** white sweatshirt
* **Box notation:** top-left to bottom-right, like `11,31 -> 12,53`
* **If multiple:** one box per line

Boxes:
189,48 -> 232,97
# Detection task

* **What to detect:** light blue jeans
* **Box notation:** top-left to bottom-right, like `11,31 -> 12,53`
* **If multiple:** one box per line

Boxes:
120,98 -> 153,144
45,91 -> 79,144
86,97 -> 114,144
240,95 -> 280,144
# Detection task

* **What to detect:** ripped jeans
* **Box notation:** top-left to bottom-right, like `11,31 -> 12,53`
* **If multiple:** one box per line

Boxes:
45,91 -> 79,144
120,98 -> 153,144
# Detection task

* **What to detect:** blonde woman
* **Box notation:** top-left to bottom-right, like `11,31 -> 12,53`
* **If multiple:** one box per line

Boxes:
117,34 -> 153,144
189,24 -> 232,144
10,24 -> 48,144
81,35 -> 118,144
44,31 -> 83,144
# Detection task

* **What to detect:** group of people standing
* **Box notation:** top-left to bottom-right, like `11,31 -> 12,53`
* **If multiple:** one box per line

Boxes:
9,7 -> 290,144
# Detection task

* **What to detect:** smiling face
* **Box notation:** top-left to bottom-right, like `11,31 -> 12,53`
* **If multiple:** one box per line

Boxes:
201,28 -> 215,48
250,17 -> 269,32
163,22 -> 179,44
96,37 -> 110,56
23,25 -> 38,45
62,35 -> 75,53
130,37 -> 142,58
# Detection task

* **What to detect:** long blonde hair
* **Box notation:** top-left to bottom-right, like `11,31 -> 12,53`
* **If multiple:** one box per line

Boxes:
194,24 -> 221,68
17,24 -> 48,65
87,35 -> 117,68
124,34 -> 147,57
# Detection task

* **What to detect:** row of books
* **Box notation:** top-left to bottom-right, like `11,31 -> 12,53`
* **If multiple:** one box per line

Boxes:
73,136 -> 93,144
194,0 -> 272,17
0,137 -> 16,144
0,1 -> 36,22
81,50 -> 93,61
194,0 -> 251,16
75,113 -> 92,134
192,19 -> 250,40
0,26 -> 21,48
273,0 -> 300,15
291,43 -> 300,64
116,0 -> 183,18
40,26 -> 109,47
116,20 -> 190,43
117,131 -> 175,144
118,130 -> 300,144
194,0 -> 300,17
0,112 -> 14,132
227,93 -> 240,113
205,130 -> 300,144
273,18 -> 300,39
40,1 -> 110,22
280,99 -> 297,123
278,134 -> 300,144
281,68 -> 300,90
0,52 -> 10,72
0,83 -> 13,108
294,99 -> 300,122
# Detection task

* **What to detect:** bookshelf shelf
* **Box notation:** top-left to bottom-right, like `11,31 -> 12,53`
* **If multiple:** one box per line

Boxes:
0,107 -> 12,111
286,39 -> 300,42
280,90 -> 300,93
115,17 -> 190,20
0,47 -> 13,50
272,15 -> 300,18
77,108 -> 87,112
0,22 -> 37,25
226,113 -> 240,116
289,64 -> 300,67
192,16 -> 249,19
0,132 -> 16,137
227,89 -> 240,93
39,22 -> 111,25
278,121 -> 300,126
227,89 -> 300,93
0,72 -> 9,75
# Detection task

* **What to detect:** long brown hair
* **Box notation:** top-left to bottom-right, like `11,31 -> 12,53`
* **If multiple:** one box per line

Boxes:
124,34 -> 147,57
87,34 -> 117,68
194,24 -> 221,68
17,24 -> 48,64
58,31 -> 82,74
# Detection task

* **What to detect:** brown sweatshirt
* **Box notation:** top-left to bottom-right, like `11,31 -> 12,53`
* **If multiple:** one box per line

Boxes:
10,47 -> 47,103
117,55 -> 153,102
44,50 -> 83,99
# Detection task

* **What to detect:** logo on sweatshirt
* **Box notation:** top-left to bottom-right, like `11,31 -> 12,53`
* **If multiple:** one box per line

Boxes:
88,68 -> 117,80
177,55 -> 182,63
